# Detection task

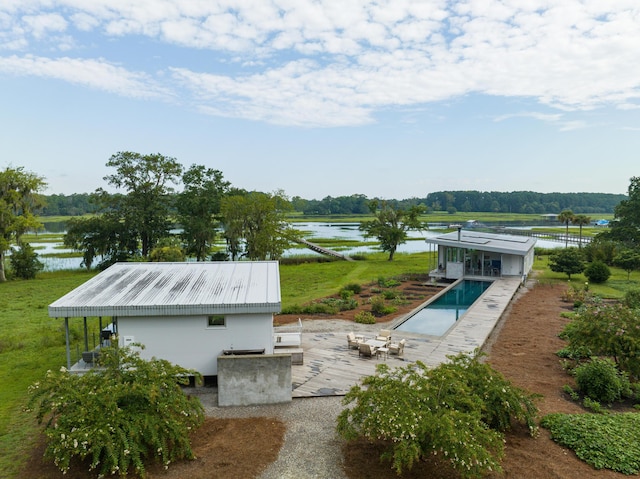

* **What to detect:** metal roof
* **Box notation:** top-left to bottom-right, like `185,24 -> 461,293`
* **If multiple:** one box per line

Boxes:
49,261 -> 281,318
425,230 -> 536,255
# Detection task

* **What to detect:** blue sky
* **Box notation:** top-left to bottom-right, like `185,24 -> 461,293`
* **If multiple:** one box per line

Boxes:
1,1 -> 639,200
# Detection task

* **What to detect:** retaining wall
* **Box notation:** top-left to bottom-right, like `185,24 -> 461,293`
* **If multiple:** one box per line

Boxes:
217,354 -> 292,406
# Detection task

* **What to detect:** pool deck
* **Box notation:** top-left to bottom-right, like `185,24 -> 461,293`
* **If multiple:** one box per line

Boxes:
291,277 -> 523,398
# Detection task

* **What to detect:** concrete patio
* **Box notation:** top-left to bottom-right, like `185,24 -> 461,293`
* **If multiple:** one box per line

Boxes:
290,277 -> 523,398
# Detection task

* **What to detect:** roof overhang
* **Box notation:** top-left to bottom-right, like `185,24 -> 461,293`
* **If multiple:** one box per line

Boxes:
49,261 -> 281,318
426,231 -> 536,256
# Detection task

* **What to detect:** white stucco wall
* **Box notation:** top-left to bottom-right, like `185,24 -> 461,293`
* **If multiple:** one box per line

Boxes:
117,314 -> 274,376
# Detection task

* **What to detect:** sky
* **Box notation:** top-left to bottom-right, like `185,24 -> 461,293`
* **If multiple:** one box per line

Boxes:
1,1 -> 639,200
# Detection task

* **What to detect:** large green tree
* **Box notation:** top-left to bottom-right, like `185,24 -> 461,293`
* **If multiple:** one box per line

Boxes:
608,176 -> 640,247
549,247 -> 585,279
0,166 -> 47,282
359,200 -> 424,261
64,215 -> 137,270
176,165 -> 230,261
613,248 -> 640,281
96,152 -> 183,258
221,190 -> 300,260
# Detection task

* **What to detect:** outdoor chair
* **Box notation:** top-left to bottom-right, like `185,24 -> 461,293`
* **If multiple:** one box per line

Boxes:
388,338 -> 406,357
347,332 -> 360,349
375,329 -> 392,344
358,342 -> 377,358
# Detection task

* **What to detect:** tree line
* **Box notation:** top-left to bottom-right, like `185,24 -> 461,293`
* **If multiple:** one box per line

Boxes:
41,190 -> 626,217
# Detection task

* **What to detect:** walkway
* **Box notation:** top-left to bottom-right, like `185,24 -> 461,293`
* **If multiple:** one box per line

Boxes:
294,238 -> 355,261
291,277 -> 523,398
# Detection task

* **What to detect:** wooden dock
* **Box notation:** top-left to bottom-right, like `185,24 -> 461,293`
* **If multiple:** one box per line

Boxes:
295,238 -> 355,261
291,277 -> 523,398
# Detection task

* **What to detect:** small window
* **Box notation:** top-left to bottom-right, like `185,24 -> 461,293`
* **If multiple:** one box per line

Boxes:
207,315 -> 226,327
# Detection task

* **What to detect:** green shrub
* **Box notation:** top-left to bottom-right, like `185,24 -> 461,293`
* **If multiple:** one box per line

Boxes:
342,283 -> 362,294
340,289 -> 354,300
9,243 -> 44,279
584,261 -> 611,284
556,345 -> 591,361
377,276 -> 401,288
337,351 -> 539,478
574,357 -> 631,404
354,311 -> 376,324
541,413 -> 640,474
559,302 -> 640,379
624,289 -> 640,309
27,345 -> 204,477
369,296 -> 397,316
562,384 -> 580,401
382,289 -> 401,300
582,397 -> 604,413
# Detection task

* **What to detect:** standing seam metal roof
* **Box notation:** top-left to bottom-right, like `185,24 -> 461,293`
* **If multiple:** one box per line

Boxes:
425,230 -> 536,255
48,261 -> 281,318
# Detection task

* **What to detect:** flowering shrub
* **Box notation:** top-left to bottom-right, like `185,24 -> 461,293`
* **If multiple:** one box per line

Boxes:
27,345 -> 204,477
337,350 -> 539,478
559,302 -> 640,379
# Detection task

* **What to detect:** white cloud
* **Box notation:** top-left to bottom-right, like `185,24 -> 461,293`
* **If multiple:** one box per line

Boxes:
0,54 -> 172,99
2,1 -> 640,126
493,111 -> 588,131
22,13 -> 68,39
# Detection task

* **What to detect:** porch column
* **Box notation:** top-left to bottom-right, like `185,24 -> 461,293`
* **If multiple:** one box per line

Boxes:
83,317 -> 89,352
64,318 -> 71,370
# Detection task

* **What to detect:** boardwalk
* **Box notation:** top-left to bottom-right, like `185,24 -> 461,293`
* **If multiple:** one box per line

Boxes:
295,238 -> 355,261
290,277 -> 522,398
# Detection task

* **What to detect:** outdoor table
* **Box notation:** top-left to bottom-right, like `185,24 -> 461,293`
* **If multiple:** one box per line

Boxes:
364,339 -> 387,349
376,346 -> 389,360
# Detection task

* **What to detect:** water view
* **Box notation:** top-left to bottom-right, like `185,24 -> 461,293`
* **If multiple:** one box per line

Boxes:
395,280 -> 492,337
30,222 -> 565,272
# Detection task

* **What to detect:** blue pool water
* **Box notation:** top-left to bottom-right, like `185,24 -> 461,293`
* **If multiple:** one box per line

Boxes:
395,280 -> 492,337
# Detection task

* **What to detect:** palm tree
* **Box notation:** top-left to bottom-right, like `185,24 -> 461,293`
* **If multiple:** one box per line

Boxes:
572,214 -> 591,248
558,209 -> 574,248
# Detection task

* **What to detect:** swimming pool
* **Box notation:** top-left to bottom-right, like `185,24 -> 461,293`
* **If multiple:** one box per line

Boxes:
395,280 -> 492,337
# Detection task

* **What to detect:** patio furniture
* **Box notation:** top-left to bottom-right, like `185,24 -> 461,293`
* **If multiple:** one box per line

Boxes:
388,338 -> 406,357
376,346 -> 389,360
347,332 -> 360,349
358,342 -> 377,358
375,329 -> 392,344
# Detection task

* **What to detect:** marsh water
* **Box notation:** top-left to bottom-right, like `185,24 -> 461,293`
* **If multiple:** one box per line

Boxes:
29,221 -> 563,272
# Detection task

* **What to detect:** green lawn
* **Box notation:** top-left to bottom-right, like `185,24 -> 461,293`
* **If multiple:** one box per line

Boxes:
0,270 -> 98,478
533,254 -> 640,299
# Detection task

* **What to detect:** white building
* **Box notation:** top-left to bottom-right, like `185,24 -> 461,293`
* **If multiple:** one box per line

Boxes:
48,261 -> 281,376
426,229 -> 536,281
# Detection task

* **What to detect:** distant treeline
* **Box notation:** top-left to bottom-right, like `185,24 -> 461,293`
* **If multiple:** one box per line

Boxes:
41,190 -> 626,217
292,191 -> 626,215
